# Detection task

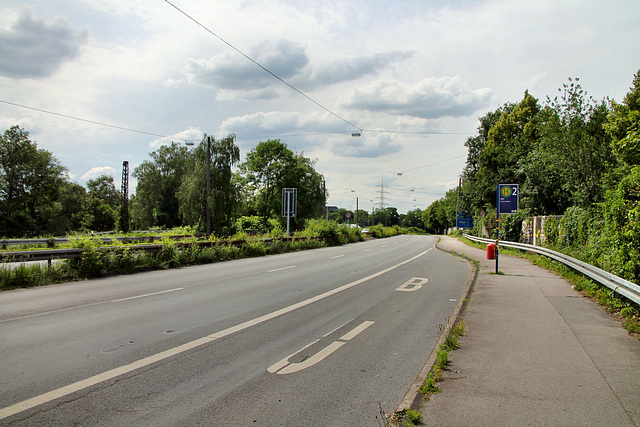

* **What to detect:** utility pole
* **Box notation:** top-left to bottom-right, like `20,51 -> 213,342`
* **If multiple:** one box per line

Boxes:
206,136 -> 212,237
120,161 -> 129,232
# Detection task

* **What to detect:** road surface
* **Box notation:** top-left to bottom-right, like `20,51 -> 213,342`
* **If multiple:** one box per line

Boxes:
0,235 -> 471,426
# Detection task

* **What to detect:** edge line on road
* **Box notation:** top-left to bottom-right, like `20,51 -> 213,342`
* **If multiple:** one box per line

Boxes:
0,248 -> 431,420
111,288 -> 184,302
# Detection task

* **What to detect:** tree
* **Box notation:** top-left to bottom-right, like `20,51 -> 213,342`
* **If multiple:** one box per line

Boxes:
131,142 -> 191,229
605,68 -> 640,167
239,139 -> 325,228
542,78 -> 614,208
422,188 -> 458,234
0,126 -> 67,237
371,207 -> 399,226
473,92 -> 541,208
56,182 -> 90,234
86,175 -> 120,209
239,140 -> 295,225
178,134 -> 241,235
83,174 -> 120,232
460,104 -> 514,212
402,208 -> 424,229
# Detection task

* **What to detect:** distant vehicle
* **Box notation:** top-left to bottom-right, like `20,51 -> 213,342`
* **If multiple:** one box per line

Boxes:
361,228 -> 370,233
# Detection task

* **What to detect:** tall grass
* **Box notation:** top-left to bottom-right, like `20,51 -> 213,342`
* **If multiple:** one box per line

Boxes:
0,223 -> 400,291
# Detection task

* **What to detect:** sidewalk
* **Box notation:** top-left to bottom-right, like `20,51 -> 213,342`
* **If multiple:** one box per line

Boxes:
421,235 -> 640,426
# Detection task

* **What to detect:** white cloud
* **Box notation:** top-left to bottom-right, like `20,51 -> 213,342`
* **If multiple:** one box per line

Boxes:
186,39 -> 309,90
0,10 -> 89,79
149,127 -> 204,148
341,76 -> 494,119
300,50 -> 416,88
81,166 -> 117,180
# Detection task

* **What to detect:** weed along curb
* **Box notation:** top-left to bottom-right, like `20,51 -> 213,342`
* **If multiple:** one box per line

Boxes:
392,237 -> 479,424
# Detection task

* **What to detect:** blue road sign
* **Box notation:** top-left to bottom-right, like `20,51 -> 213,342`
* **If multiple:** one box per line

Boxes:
498,184 -> 519,214
456,212 -> 474,229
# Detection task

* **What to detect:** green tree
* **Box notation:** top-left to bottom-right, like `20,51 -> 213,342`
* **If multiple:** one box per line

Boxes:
473,92 -> 541,208
179,134 -> 241,235
605,69 -> 640,167
354,209 -> 370,227
402,208 -> 424,229
86,175 -> 120,209
56,182 -> 90,234
85,197 -> 117,232
541,78 -> 614,208
132,142 -> 191,229
422,201 -> 442,233
239,139 -> 325,228
0,126 -> 67,237
84,174 -> 120,232
423,188 -> 458,234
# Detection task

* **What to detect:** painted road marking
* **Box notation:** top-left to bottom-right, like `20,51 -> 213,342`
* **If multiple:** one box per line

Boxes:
395,277 -> 428,292
112,288 -> 184,302
268,321 -> 375,375
0,249 -> 430,420
330,255 -> 345,259
268,265 -> 296,273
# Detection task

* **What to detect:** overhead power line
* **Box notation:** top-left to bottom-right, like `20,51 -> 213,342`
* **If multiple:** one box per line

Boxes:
0,99 -> 200,143
163,0 -> 362,132
363,129 -> 473,135
401,154 -> 467,173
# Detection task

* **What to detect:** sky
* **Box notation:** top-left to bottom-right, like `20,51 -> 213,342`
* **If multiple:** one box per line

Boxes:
1,0 -> 639,215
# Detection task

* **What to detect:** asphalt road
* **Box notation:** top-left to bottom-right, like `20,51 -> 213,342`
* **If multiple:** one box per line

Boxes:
0,235 -> 471,426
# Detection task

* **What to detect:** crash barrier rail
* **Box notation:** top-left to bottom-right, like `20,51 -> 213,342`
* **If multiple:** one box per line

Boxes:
464,234 -> 640,306
0,234 -> 204,248
0,237 -> 323,265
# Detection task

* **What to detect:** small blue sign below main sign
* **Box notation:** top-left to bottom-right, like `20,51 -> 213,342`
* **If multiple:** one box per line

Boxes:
456,212 -> 474,229
498,184 -> 519,214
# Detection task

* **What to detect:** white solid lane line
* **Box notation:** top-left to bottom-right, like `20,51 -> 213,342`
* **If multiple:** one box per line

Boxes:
330,255 -> 344,259
0,249 -> 430,420
268,265 -> 296,273
339,320 -> 375,341
268,321 -> 375,375
111,288 -> 184,302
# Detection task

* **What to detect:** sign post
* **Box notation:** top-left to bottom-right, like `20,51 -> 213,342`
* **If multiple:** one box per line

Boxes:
282,188 -> 297,237
495,184 -> 519,273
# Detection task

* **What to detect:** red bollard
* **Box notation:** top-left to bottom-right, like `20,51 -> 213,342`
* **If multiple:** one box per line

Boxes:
487,243 -> 495,260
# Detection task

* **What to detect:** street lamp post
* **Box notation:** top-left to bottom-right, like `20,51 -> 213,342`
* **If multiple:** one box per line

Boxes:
206,136 -> 211,237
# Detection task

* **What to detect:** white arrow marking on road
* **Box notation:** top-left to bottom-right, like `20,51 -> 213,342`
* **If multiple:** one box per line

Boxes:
268,321 -> 375,375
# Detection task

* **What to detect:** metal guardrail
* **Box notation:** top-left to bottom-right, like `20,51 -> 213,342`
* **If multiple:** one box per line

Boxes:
464,234 -> 640,306
0,234 -> 203,248
0,237 -> 321,264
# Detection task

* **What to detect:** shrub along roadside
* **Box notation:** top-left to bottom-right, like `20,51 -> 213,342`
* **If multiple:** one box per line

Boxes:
0,221 -> 382,291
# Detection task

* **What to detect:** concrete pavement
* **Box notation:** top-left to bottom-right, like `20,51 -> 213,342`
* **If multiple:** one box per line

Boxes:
420,235 -> 640,426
